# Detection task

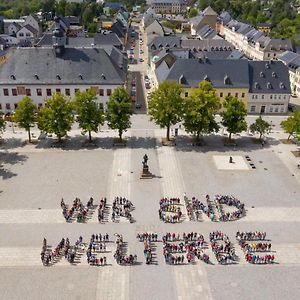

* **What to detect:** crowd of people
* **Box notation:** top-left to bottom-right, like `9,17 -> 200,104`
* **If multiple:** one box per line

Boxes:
61,197 -> 94,222
98,197 -> 107,222
86,234 -> 109,266
113,234 -> 137,265
214,195 -> 245,221
210,231 -> 237,265
163,232 -> 210,264
136,233 -> 154,264
185,195 -> 215,222
159,197 -> 182,223
41,237 -> 77,266
236,231 -> 267,241
112,197 -> 134,223
236,231 -> 275,264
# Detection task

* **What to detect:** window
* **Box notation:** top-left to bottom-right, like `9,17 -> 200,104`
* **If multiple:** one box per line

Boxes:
65,88 -> 70,96
75,88 -> 79,94
235,93 -> 238,97
14,103 -> 18,109
220,92 -> 223,97
274,95 -> 277,100
3,88 -> 9,96
270,95 -> 273,99
278,95 -> 281,100
6,103 -> 11,110
99,89 -> 104,96
25,89 -> 31,96
99,103 -> 104,110
242,93 -> 245,98
56,89 -> 61,94
283,95 -> 286,100
36,88 -> 42,96
107,89 -> 112,96
269,107 -> 273,113
252,95 -> 255,99
280,106 -> 284,113
261,95 -> 264,100
19,33 -> 24,37
185,92 -> 188,98
228,92 -> 231,96
274,106 -> 279,113
46,89 -> 51,96
12,88 -> 17,96
0,104 -> 2,110
250,106 -> 256,113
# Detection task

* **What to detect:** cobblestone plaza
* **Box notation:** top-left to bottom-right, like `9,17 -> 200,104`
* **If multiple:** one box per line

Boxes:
1,115 -> 300,300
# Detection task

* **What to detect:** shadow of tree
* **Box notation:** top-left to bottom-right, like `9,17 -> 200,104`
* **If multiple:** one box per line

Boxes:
0,151 -> 28,180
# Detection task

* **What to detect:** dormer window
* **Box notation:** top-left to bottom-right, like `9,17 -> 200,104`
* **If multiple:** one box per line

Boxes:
272,72 -> 277,78
179,74 -> 185,84
279,82 -> 285,89
267,82 -> 272,89
34,74 -> 39,80
224,75 -> 231,85
254,82 -> 260,89
10,75 -> 16,80
101,73 -> 106,80
203,75 -> 210,82
56,74 -> 61,80
260,71 -> 265,78
78,74 -> 83,80
265,62 -> 270,69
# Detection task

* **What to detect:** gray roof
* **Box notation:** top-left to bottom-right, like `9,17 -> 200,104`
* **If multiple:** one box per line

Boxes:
197,24 -> 218,39
190,15 -> 204,26
23,24 -> 38,34
248,61 -> 291,94
156,58 -> 249,88
94,32 -> 123,47
219,11 -> 232,25
279,51 -> 300,71
202,6 -> 217,16
0,47 -> 126,85
148,36 -> 181,49
181,39 -> 233,51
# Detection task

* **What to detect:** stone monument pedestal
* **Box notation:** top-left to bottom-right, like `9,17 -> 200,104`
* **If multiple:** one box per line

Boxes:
140,165 -> 153,179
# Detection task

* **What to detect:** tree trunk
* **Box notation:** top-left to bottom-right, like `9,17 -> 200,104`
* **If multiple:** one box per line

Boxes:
166,126 -> 170,141
259,132 -> 262,141
28,127 -> 31,143
287,134 -> 291,140
88,130 -> 92,142
58,135 -> 62,143
229,132 -> 232,141
119,129 -> 122,141
196,131 -> 200,142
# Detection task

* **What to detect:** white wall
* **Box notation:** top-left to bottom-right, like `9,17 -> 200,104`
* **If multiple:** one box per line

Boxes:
0,84 -> 123,112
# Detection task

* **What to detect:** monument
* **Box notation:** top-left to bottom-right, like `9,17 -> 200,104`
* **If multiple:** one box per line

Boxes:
140,154 -> 153,179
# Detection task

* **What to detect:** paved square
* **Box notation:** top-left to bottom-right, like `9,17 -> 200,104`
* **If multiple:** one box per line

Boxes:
213,155 -> 250,170
0,115 -> 300,300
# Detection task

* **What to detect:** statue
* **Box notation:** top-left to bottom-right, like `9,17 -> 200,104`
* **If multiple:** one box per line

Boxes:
140,154 -> 153,179
142,154 -> 148,168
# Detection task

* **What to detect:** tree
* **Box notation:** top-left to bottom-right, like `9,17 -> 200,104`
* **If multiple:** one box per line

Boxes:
183,81 -> 221,142
73,89 -> 104,142
222,96 -> 247,141
13,96 -> 36,143
106,87 -> 132,140
148,81 -> 184,141
280,110 -> 300,140
38,93 -> 74,142
0,112 -> 5,136
188,8 -> 198,18
250,116 -> 272,141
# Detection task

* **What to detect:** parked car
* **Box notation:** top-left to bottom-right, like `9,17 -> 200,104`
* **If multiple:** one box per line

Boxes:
132,86 -> 137,92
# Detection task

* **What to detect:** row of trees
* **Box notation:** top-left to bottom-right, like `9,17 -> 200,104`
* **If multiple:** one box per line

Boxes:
0,87 -> 132,143
148,80 -> 272,142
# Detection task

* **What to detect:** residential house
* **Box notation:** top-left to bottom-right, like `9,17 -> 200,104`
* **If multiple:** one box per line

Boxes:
4,19 -> 25,35
142,8 -> 158,29
149,0 -> 187,14
190,6 -> 218,36
248,61 -> 291,114
16,24 -> 38,45
153,58 -> 291,114
279,51 -> 300,97
0,34 -> 18,46
0,27 -> 127,112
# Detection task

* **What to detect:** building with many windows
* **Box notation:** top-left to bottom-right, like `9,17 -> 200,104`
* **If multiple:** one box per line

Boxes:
148,0 -> 187,14
154,58 -> 290,114
0,26 -> 127,113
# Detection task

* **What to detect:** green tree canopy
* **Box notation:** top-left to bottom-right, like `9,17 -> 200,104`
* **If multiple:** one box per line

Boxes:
73,88 -> 104,142
148,81 -> 184,141
250,116 -> 272,141
13,96 -> 36,142
280,110 -> 300,140
222,96 -> 247,141
106,87 -> 132,140
183,80 -> 221,141
38,93 -> 74,142
188,8 -> 198,18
